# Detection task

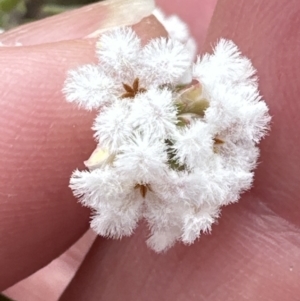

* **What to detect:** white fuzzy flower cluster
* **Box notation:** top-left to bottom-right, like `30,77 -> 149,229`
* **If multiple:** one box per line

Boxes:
63,26 -> 270,252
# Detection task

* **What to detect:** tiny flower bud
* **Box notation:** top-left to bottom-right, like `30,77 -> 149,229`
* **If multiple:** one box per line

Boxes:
177,83 -> 209,117
84,146 -> 114,170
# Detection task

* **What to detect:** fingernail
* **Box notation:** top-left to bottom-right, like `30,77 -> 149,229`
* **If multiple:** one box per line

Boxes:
86,0 -> 155,38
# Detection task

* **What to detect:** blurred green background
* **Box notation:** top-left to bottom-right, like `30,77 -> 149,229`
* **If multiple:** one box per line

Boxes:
0,0 -> 104,29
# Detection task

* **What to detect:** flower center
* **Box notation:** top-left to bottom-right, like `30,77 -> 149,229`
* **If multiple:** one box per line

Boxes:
121,78 -> 147,99
134,183 -> 152,198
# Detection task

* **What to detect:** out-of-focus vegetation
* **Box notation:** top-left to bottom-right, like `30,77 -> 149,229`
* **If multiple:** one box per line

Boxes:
0,0 -> 104,29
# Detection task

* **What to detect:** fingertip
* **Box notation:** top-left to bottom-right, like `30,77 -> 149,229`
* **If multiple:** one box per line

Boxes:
0,0 -> 156,46
0,15 -> 169,290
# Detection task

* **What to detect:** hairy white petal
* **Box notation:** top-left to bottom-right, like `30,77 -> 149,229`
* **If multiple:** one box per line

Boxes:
173,120 -> 215,169
96,27 -> 141,82
145,192 -> 184,252
128,88 -> 178,138
237,100 -> 271,143
204,84 -> 270,143
143,191 -> 183,229
153,169 -> 201,205
146,228 -> 180,252
193,164 -> 245,206
91,193 -> 142,239
93,100 -> 133,151
182,205 -> 220,244
153,166 -> 238,207
63,65 -> 115,110
114,133 -> 168,183
223,169 -> 253,205
220,140 -> 259,171
69,167 -> 123,208
194,39 -> 256,87
139,38 -> 191,85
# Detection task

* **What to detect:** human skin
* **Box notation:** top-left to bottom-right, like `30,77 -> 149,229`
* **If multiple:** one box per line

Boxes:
0,4 -> 168,291
1,0 -> 300,300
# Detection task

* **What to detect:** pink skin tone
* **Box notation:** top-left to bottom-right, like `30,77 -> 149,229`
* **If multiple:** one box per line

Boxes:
0,2 -> 111,45
2,0 -> 300,300
0,13 -> 167,291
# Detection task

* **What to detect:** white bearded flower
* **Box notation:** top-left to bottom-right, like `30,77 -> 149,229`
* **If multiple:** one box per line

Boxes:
69,167 -> 124,208
93,99 -> 133,151
64,25 -> 271,252
63,27 -> 191,111
90,189 -> 144,239
172,120 -> 216,170
63,65 -> 116,110
113,132 -> 169,184
128,88 -> 178,138
182,204 -> 220,244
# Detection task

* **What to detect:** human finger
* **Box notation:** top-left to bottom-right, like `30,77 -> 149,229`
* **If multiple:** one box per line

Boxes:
156,0 -> 217,48
60,208 -> 300,301
60,1 -> 300,300
4,230 -> 96,301
0,15 -> 167,291
0,0 -> 154,46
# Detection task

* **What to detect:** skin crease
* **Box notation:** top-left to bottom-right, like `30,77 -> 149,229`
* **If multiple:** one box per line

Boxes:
2,0 -> 300,300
